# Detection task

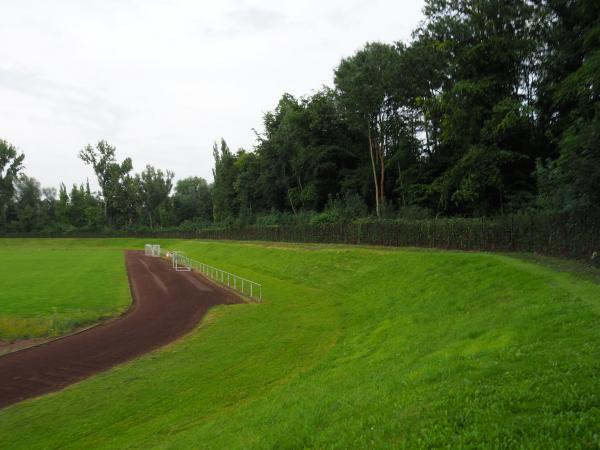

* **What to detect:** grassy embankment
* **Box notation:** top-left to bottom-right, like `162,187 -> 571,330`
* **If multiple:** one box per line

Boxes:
0,238 -> 599,448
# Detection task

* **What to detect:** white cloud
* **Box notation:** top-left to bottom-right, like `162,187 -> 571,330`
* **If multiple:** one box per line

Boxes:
0,0 -> 423,191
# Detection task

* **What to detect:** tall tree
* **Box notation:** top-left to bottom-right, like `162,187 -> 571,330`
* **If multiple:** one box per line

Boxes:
535,0 -> 600,209
69,184 -> 87,228
233,151 -> 261,219
173,177 -> 213,224
0,139 -> 25,227
415,0 -> 543,214
335,42 -> 402,217
139,165 -> 174,228
12,174 -> 42,231
212,139 -> 238,222
116,174 -> 142,227
56,183 -> 70,225
40,187 -> 57,228
79,141 -> 133,226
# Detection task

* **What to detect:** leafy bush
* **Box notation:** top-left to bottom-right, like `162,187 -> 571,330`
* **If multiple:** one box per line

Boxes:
310,193 -> 369,225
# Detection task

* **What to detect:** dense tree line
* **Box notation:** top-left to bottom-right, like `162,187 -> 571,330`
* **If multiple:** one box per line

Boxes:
213,0 -> 599,223
1,0 -> 598,232
0,140 -> 212,232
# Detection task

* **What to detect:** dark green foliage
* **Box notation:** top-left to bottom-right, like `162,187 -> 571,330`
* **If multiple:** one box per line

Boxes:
173,177 -> 212,225
534,0 -> 600,210
139,165 -> 174,228
79,140 -> 135,226
10,175 -> 43,232
212,139 -> 238,222
1,0 -> 598,234
9,210 -> 595,263
188,209 -> 600,262
0,140 -> 24,226
415,0 -> 544,214
55,183 -> 70,226
310,192 -> 369,225
204,0 -> 597,221
335,42 -> 403,217
538,49 -> 600,208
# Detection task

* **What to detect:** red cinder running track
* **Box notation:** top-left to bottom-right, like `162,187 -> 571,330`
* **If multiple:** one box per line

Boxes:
0,250 -> 238,409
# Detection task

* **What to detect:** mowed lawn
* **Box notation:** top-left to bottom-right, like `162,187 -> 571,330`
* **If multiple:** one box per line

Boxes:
0,239 -> 599,448
0,241 -> 132,342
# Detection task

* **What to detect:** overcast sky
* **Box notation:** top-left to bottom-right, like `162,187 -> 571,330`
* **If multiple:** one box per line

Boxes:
1,0 -> 424,191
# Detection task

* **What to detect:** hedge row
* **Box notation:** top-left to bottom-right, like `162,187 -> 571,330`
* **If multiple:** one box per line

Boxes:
194,211 -> 600,260
2,209 -> 598,261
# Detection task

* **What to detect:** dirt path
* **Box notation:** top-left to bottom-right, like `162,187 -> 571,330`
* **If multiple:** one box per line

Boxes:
0,250 -> 239,409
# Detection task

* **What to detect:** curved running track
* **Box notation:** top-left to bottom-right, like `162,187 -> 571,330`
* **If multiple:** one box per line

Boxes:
0,250 -> 239,409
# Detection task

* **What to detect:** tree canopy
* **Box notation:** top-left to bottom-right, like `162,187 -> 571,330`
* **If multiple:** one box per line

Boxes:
1,0 -> 598,232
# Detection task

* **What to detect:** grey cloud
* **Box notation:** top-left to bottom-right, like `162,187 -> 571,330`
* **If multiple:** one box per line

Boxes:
0,66 -> 126,136
226,6 -> 287,30
0,0 -> 424,189
199,6 -> 288,38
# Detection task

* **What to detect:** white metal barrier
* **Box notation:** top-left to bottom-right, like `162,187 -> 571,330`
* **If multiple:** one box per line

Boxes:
171,251 -> 191,271
163,249 -> 262,302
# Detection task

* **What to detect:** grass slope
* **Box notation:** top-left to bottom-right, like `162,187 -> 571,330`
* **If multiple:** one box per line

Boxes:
0,241 -> 132,341
0,239 -> 599,448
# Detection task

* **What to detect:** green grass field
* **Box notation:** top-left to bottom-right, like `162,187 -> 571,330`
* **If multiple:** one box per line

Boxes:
0,238 -> 599,448
0,241 -> 132,342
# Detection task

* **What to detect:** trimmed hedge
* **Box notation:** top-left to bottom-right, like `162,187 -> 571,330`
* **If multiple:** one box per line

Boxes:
2,209 -> 598,261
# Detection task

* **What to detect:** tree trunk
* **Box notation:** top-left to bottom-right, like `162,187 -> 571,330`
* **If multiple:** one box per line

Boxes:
397,162 -> 406,207
367,120 -> 380,217
378,144 -> 385,215
296,175 -> 304,209
375,117 -> 386,216
288,190 -> 297,214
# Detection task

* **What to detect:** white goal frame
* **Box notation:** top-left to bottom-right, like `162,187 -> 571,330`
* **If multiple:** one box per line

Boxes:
145,244 -> 161,257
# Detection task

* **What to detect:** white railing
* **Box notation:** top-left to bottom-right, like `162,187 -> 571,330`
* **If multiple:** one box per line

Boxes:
164,249 -> 262,302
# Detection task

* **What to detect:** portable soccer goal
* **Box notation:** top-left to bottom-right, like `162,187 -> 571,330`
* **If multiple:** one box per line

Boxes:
145,244 -> 161,257
172,251 -> 191,271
